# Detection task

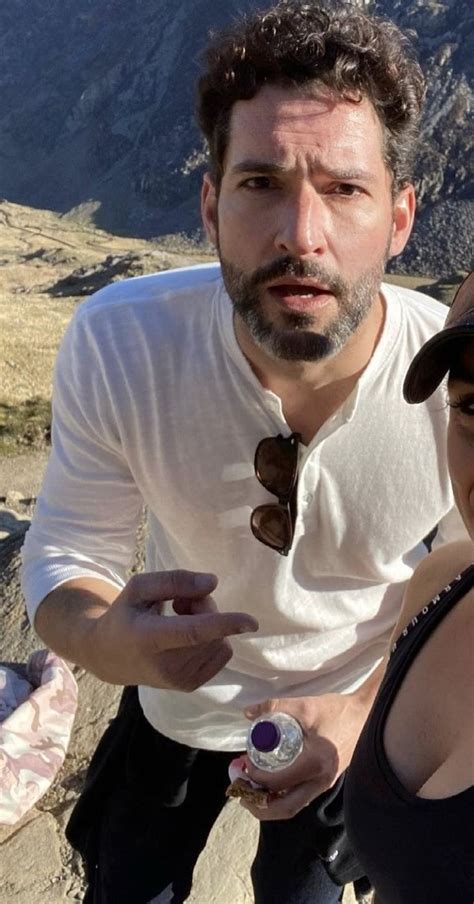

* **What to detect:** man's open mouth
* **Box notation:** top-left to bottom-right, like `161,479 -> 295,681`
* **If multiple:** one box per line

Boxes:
269,283 -> 330,297
265,282 -> 334,309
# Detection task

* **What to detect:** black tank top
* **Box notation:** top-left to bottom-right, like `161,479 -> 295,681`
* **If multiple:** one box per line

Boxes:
344,566 -> 474,903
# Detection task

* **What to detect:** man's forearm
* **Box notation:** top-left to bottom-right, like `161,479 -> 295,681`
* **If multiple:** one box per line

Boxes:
34,577 -> 121,670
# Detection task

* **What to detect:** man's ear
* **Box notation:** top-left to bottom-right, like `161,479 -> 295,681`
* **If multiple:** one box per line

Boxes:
201,173 -> 218,246
388,184 -> 416,258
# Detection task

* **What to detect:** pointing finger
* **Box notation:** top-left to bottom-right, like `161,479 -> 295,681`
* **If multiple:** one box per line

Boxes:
155,611 -> 259,650
127,570 -> 218,606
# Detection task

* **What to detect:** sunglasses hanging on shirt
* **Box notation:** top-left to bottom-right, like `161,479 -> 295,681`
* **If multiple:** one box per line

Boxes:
250,432 -> 301,556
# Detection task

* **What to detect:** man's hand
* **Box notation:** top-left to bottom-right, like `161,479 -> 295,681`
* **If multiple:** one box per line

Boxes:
241,672 -> 383,821
67,571 -> 258,689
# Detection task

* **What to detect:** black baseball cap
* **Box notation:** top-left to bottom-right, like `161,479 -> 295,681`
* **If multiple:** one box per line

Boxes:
403,271 -> 474,404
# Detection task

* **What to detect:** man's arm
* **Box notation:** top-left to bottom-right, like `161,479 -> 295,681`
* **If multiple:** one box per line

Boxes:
21,307 -> 146,626
34,571 -> 258,691
23,303 -> 258,689
34,577 -> 119,668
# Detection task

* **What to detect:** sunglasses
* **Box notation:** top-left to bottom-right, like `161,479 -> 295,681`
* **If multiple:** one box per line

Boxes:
250,432 -> 301,556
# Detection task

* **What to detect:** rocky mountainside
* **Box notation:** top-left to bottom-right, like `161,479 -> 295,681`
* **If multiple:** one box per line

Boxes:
0,0 -> 472,275
380,0 -> 473,276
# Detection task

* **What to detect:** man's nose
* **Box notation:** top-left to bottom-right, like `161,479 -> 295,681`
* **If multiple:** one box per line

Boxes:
274,186 -> 328,257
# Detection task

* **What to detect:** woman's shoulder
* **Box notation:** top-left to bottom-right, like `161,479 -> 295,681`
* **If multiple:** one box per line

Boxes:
391,543 -> 474,797
392,541 -> 474,642
408,541 -> 473,610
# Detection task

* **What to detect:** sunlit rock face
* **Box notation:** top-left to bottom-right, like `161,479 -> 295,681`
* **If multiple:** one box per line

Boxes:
0,0 -> 471,275
377,0 -> 473,276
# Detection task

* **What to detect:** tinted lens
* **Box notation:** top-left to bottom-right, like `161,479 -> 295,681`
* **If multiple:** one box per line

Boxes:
255,434 -> 298,499
250,503 -> 293,554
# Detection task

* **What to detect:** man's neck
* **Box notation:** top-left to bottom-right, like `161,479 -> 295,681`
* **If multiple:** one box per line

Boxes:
234,292 -> 385,443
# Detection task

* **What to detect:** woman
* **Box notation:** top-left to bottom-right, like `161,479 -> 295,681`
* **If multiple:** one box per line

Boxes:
345,271 -> 474,903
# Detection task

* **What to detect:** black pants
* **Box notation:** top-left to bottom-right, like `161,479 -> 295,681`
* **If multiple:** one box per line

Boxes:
67,688 -> 365,904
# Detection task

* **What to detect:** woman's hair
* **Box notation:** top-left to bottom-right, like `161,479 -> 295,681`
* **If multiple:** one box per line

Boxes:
448,338 -> 474,382
196,1 -> 425,192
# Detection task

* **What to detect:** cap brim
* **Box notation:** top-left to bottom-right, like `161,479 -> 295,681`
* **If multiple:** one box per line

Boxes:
403,325 -> 474,404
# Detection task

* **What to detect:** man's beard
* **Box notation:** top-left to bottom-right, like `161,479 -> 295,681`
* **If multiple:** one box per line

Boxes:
219,254 -> 386,362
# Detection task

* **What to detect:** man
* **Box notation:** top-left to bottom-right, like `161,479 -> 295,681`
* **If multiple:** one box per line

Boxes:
21,3 -> 463,903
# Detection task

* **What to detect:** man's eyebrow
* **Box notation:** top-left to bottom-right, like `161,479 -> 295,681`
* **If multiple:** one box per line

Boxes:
229,160 -> 375,181
229,161 -> 288,176
316,165 -> 375,182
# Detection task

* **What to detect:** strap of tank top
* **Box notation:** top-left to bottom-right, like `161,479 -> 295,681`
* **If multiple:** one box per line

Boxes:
375,564 -> 474,720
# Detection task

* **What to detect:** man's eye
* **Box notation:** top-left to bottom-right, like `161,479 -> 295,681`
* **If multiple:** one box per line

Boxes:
332,183 -> 361,197
240,176 -> 274,190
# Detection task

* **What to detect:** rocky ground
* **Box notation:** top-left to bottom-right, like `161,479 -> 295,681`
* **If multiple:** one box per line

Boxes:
0,200 -> 463,902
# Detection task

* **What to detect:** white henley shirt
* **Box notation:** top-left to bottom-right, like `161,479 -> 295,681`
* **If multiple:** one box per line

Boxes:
21,263 -> 463,750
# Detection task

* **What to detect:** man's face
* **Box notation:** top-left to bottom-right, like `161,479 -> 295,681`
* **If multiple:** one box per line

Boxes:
201,83 -> 414,362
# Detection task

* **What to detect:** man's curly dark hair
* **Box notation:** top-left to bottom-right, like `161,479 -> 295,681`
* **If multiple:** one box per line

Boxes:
196,1 -> 425,193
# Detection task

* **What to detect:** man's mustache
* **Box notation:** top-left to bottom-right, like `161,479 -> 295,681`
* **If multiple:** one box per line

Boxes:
247,257 -> 346,296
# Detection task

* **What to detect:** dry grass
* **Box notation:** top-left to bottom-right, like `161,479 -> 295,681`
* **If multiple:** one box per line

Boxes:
0,200 -> 210,453
0,398 -> 52,456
